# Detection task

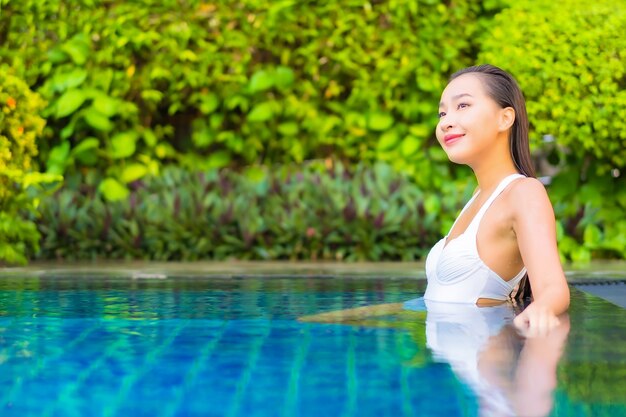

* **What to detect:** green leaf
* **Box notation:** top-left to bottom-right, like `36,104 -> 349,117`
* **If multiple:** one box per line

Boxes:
200,93 -> 219,114
60,118 -> 77,140
225,95 -> 249,111
249,70 -> 274,93
52,68 -> 88,92
571,246 -> 591,263
83,108 -> 113,131
99,178 -> 129,201
180,50 -> 198,62
47,47 -> 68,64
61,36 -> 90,65
409,124 -> 430,138
248,102 -> 274,122
244,166 -> 266,182
141,129 -> 158,147
121,164 -> 148,183
278,122 -> 299,136
428,146 -> 448,162
47,141 -> 71,174
71,137 -> 99,157
55,89 -> 87,118
141,89 -> 163,104
92,95 -> 119,117
110,131 -> 138,159
76,151 -> 98,166
210,113 -> 224,129
424,195 -> 441,214
401,135 -> 421,157
583,224 -> 602,247
377,131 -> 400,151
155,143 -> 176,159
192,125 -> 213,148
368,112 -> 394,131
617,190 -> 626,209
207,151 -> 231,168
274,66 -> 295,89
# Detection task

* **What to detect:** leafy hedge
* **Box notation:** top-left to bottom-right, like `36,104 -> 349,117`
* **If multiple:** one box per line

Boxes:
0,0 -> 505,198
2,0 -> 626,262
479,0 -> 626,261
0,72 -> 59,264
36,162 -> 474,261
480,0 -> 626,169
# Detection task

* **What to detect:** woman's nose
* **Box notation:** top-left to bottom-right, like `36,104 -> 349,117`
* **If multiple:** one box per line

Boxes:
440,117 -> 454,132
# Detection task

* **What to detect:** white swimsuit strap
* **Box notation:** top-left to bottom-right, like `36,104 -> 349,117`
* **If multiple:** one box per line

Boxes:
465,174 -> 526,234
446,190 -> 480,236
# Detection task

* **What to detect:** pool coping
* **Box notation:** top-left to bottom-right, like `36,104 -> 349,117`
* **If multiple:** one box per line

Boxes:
1,260 -> 625,281
1,260 -> 626,310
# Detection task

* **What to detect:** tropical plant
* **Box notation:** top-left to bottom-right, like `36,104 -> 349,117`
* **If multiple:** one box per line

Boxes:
0,71 -> 60,264
36,162 -> 474,261
0,0 -> 507,198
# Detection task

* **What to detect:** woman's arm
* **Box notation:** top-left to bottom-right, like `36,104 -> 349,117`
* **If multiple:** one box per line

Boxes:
509,178 -> 570,334
478,315 -> 570,417
510,314 -> 570,416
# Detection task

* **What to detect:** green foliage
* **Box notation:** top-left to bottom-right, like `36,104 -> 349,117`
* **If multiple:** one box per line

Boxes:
549,161 -> 626,263
36,162 -> 473,261
477,0 -> 626,262
479,0 -> 626,171
0,0 -> 506,197
0,72 -> 60,264
3,0 -> 626,262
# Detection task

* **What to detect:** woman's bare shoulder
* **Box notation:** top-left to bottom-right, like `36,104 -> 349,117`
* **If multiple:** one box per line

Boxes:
507,177 -> 554,216
510,176 -> 548,195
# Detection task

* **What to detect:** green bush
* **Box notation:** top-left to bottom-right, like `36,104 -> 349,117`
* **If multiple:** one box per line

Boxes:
36,162 -> 474,261
479,0 -> 626,170
0,72 -> 59,264
4,0 -> 626,262
549,162 -> 626,262
0,0 -> 506,197
479,0 -> 626,261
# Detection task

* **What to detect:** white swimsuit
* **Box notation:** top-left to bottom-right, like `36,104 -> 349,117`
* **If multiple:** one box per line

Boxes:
423,174 -> 527,304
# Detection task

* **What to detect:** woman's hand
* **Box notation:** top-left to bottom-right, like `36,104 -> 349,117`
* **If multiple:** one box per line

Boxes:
513,302 -> 561,337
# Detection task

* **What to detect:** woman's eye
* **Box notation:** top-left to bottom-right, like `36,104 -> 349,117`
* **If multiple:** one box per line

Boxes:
438,111 -> 446,118
457,103 -> 469,110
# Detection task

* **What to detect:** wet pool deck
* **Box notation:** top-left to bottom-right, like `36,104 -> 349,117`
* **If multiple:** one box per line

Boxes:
0,260 -> 625,280
0,261 -> 427,279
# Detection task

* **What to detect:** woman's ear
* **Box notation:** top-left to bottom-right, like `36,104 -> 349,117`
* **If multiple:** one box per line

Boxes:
498,107 -> 515,132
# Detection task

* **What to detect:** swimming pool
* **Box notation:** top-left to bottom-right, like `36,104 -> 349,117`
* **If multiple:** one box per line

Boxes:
0,266 -> 625,416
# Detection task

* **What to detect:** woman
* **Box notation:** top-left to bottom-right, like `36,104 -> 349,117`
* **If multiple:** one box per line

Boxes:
299,65 -> 571,416
300,65 -> 569,334
429,64 -> 569,333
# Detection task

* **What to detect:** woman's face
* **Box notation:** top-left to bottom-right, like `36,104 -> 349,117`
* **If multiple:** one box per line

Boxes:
436,73 -> 509,165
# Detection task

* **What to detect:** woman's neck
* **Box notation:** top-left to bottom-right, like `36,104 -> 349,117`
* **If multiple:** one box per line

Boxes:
472,157 -> 520,193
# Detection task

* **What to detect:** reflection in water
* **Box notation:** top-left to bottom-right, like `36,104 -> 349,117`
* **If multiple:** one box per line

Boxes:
405,298 -> 570,417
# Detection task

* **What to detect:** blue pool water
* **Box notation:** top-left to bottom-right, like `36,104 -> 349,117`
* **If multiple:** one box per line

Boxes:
0,273 -> 625,416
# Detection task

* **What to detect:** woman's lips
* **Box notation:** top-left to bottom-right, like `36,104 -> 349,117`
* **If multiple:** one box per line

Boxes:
444,133 -> 464,145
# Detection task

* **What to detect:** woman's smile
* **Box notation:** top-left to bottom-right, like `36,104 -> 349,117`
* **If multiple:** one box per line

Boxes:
444,133 -> 465,145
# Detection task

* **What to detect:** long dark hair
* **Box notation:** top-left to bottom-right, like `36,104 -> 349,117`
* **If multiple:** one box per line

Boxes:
450,64 -> 534,300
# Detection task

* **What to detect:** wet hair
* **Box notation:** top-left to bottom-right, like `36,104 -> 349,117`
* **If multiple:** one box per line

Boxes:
449,64 -> 536,178
450,65 -> 535,300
